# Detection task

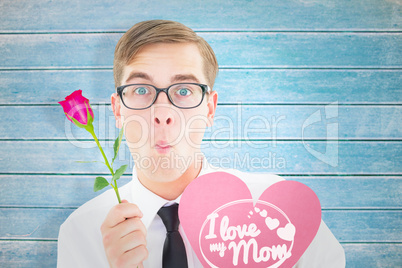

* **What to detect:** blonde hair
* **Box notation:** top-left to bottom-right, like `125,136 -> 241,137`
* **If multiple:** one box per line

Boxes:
113,20 -> 219,88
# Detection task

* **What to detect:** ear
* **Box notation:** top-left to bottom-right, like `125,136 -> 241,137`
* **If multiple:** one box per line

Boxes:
206,90 -> 218,127
111,93 -> 123,128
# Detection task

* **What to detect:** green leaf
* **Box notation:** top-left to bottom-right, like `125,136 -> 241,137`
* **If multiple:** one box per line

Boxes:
112,125 -> 124,165
112,164 -> 128,182
85,102 -> 94,125
66,113 -> 86,129
94,176 -> 110,192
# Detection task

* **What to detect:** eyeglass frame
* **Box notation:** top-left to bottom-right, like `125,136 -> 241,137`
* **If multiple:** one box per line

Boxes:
116,82 -> 211,110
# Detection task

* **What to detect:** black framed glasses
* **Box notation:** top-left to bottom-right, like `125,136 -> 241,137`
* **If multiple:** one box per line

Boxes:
116,83 -> 211,110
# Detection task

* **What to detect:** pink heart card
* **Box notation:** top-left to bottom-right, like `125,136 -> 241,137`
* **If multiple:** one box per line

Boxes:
179,172 -> 321,267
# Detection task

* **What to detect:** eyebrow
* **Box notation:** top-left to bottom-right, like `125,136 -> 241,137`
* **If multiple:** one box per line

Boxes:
171,74 -> 200,84
125,72 -> 153,84
125,72 -> 201,85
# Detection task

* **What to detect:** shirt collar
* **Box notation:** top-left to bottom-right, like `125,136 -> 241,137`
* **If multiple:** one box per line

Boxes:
130,154 -> 215,229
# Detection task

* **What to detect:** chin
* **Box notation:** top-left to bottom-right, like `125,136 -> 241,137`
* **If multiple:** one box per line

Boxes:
147,167 -> 183,183
133,149 -> 199,182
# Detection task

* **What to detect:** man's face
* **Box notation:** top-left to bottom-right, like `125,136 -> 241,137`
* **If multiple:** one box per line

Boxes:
112,42 -> 217,184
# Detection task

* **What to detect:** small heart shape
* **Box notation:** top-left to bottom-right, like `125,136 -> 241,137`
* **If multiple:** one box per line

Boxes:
259,209 -> 267,217
277,223 -> 296,242
265,216 -> 280,230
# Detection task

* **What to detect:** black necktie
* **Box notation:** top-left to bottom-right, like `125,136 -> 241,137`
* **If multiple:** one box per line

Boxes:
157,203 -> 188,268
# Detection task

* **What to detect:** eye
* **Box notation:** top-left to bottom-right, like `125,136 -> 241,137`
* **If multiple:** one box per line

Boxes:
176,87 -> 192,96
134,87 -> 149,95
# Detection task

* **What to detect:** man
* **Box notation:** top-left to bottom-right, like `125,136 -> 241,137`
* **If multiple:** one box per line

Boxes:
58,20 -> 345,267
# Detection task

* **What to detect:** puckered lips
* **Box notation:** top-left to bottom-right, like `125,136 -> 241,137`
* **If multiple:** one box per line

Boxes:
154,140 -> 172,154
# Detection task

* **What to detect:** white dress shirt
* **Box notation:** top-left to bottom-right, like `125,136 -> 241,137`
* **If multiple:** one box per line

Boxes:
57,157 -> 345,267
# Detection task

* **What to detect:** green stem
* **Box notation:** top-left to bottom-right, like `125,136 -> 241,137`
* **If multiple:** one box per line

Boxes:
87,125 -> 114,176
86,124 -> 122,204
113,181 -> 122,203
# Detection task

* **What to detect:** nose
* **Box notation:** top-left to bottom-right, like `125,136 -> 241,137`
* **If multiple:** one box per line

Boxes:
153,92 -> 174,126
154,112 -> 173,125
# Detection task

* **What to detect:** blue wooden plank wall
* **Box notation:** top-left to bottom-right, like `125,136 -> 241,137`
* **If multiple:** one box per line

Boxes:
0,0 -> 401,267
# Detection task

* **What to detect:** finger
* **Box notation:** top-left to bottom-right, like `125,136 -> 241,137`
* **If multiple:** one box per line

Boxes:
105,217 -> 147,243
118,245 -> 148,267
102,202 -> 143,229
118,217 -> 147,239
120,230 -> 147,253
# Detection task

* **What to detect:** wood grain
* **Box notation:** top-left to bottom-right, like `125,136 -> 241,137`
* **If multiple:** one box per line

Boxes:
1,70 -> 401,104
0,175 -> 400,209
1,209 -> 399,242
1,105 -> 401,139
0,33 -> 400,69
1,0 -> 400,32
1,241 -> 400,267
0,141 -> 400,174
1,0 -> 401,266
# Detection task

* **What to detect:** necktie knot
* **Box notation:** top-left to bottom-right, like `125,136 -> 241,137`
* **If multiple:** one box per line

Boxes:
158,203 -> 180,233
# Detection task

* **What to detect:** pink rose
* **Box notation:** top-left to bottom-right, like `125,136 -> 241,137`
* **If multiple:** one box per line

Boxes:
59,89 -> 94,125
59,90 -> 124,203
